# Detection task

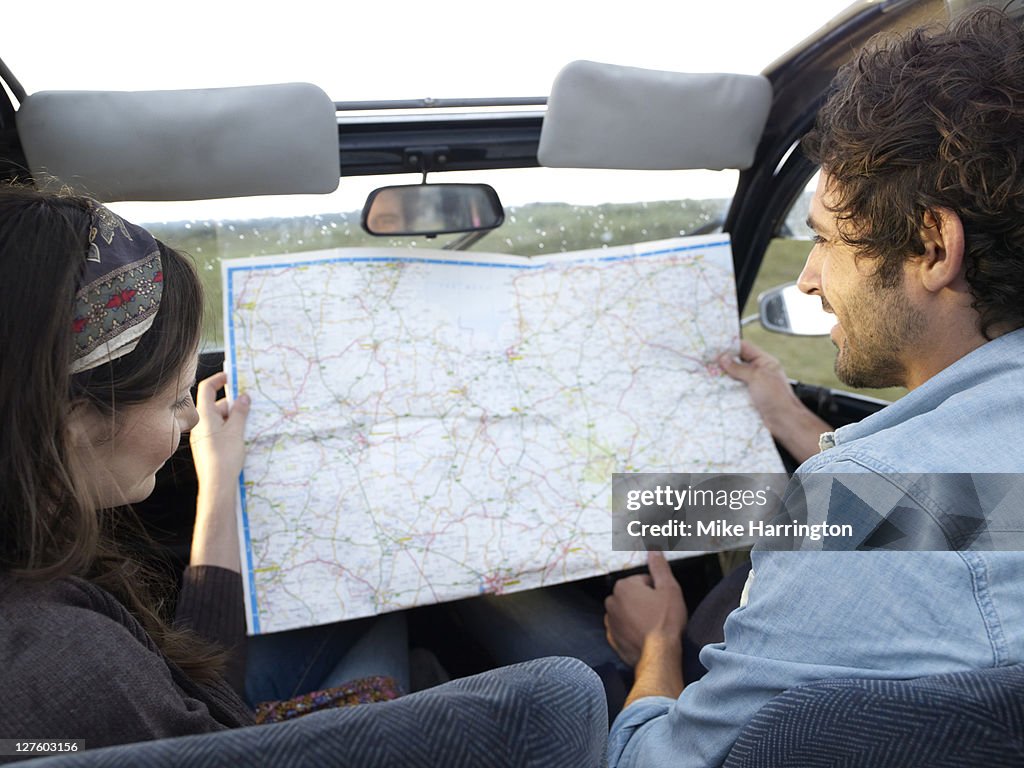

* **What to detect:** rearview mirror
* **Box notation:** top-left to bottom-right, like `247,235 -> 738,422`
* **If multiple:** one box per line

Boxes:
758,283 -> 837,336
361,183 -> 504,237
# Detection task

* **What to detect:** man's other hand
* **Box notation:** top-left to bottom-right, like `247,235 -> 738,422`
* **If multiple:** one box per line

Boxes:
605,551 -> 688,667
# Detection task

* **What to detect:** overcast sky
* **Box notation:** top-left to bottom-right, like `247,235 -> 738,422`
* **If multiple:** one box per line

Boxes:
7,1 -> 855,98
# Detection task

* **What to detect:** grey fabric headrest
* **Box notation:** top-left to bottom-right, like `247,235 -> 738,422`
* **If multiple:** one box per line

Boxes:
538,61 -> 772,171
16,82 -> 339,201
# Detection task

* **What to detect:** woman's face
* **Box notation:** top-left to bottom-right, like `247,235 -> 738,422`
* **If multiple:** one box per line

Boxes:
70,356 -> 200,508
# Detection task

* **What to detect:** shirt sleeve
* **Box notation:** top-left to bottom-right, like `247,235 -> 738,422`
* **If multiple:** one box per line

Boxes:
608,548 -> 1000,768
0,604 -> 235,758
174,565 -> 248,696
608,696 -> 676,767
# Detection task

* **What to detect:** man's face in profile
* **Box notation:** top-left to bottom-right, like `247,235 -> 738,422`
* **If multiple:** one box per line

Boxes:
799,173 -> 925,390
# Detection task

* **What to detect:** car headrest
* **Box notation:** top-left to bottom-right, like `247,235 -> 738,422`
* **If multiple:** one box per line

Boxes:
15,82 -> 340,201
538,61 -> 772,171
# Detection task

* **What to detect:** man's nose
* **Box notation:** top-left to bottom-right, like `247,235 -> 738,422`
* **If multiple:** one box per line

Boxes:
797,246 -> 822,296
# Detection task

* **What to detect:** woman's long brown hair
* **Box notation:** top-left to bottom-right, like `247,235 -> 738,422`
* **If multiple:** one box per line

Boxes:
0,185 -> 227,685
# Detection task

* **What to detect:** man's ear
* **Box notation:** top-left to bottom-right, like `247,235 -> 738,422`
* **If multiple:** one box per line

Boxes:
916,207 -> 966,293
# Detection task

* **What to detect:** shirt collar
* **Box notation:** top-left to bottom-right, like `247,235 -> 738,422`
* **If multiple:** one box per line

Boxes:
829,327 -> 1024,449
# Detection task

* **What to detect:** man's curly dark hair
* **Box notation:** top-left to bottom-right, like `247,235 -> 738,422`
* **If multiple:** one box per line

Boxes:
802,6 -> 1024,339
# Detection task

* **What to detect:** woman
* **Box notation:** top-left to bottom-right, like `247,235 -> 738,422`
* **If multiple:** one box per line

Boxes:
0,186 -> 403,750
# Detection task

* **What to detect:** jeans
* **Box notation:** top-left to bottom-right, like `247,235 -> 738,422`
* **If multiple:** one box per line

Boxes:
244,613 -> 409,706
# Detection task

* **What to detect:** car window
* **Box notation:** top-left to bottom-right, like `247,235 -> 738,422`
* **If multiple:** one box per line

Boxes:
740,174 -> 906,402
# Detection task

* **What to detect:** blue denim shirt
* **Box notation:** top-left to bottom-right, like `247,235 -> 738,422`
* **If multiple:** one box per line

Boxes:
609,328 -> 1024,768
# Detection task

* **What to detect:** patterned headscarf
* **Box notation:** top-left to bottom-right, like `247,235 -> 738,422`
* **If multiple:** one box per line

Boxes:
70,202 -> 163,374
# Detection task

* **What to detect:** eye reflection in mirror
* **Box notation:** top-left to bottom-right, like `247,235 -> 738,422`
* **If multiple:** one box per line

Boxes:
758,282 -> 837,336
361,183 -> 504,237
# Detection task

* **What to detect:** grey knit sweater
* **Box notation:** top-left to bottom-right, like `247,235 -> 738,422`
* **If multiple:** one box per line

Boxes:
0,566 -> 255,758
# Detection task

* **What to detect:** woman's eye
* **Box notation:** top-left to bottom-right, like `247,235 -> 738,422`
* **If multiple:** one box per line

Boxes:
173,394 -> 193,412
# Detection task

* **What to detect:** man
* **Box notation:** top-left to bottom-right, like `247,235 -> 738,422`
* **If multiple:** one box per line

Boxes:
605,8 -> 1024,766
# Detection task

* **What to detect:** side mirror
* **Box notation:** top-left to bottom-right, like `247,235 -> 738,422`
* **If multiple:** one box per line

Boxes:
361,183 -> 504,237
758,283 -> 836,336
